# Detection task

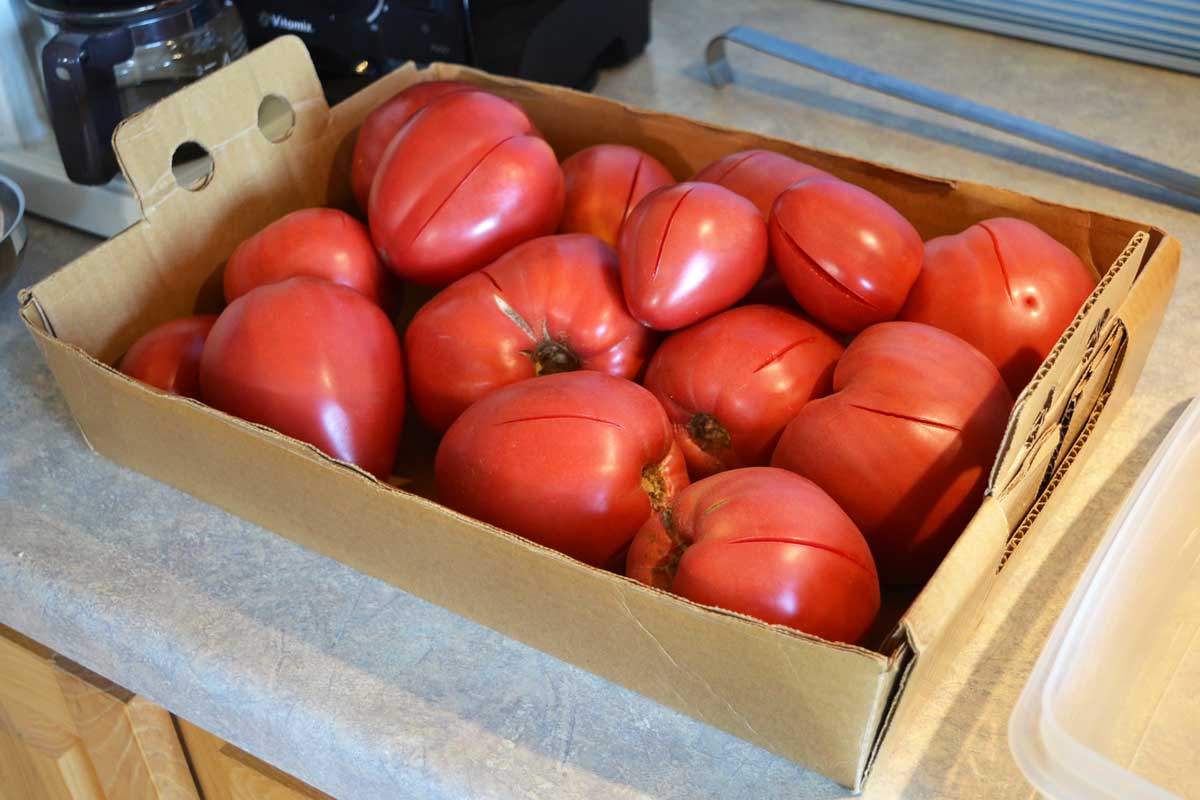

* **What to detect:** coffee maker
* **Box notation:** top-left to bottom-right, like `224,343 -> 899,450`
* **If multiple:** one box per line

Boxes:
29,0 -> 247,185
0,0 -> 248,233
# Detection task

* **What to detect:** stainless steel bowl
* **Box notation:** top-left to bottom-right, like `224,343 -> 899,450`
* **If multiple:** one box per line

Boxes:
1,175 -> 28,294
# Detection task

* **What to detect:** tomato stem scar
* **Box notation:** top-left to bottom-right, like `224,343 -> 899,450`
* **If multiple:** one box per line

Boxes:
531,339 -> 581,375
687,412 -> 732,455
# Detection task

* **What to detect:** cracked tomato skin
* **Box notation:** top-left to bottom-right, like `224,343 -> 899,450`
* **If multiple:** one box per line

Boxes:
559,144 -> 674,247
369,90 -> 564,287
899,217 -> 1097,395
643,305 -> 843,479
223,208 -> 387,305
626,467 -> 880,642
406,234 -> 658,432
435,371 -> 689,568
119,315 -> 217,399
200,278 -> 405,481
693,149 -> 831,218
619,182 -> 767,331
350,81 -> 478,212
769,177 -> 923,334
772,322 -> 1012,585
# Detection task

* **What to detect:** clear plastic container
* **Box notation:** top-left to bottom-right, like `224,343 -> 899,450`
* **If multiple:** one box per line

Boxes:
1010,397 -> 1200,800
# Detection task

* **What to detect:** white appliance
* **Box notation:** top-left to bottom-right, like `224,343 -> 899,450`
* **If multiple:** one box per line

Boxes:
1,1 -> 152,237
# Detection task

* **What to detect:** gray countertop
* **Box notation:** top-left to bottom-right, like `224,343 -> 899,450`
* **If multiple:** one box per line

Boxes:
3,1 -> 1199,798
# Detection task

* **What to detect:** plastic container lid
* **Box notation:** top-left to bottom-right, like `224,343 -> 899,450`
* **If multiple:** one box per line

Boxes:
1011,396 -> 1200,800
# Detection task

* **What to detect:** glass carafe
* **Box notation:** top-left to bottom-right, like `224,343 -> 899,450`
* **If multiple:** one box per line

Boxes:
28,0 -> 247,185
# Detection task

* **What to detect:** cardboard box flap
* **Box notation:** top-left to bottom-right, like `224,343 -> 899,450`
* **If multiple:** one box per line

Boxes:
989,232 -> 1148,525
112,35 -> 330,223
20,37 -> 355,364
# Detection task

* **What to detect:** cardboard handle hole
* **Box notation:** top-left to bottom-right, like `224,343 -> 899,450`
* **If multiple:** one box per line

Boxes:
257,94 -> 296,143
170,141 -> 214,192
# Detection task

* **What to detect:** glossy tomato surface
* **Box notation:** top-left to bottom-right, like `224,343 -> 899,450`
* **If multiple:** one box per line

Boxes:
435,371 -> 689,568
200,278 -> 405,480
770,177 -> 923,333
369,90 -> 564,287
223,208 -> 387,305
350,80 -> 476,211
693,149 -> 830,218
406,234 -> 657,432
619,182 -> 767,331
119,315 -> 216,399
559,144 -> 674,247
643,305 -> 842,478
695,150 -> 831,307
900,217 -> 1097,394
772,322 -> 1012,585
626,467 -> 880,642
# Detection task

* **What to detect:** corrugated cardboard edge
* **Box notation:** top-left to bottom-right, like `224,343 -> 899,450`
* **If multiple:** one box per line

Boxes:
899,232 -> 1179,655
14,38 -> 1183,790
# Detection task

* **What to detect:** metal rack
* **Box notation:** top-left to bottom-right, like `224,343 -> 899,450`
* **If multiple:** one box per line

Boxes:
829,0 -> 1200,75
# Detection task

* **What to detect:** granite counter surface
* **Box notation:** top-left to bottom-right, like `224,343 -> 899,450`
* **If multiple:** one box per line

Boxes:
3,1 -> 1198,797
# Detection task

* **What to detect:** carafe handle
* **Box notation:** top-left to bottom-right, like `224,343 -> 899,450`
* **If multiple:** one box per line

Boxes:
42,28 -> 134,185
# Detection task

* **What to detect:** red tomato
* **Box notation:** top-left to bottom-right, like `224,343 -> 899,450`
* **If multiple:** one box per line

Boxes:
223,208 -> 387,305
559,144 -> 674,247
350,81 -> 476,212
619,182 -> 767,331
772,322 -> 1012,585
406,233 -> 658,432
435,371 -> 689,568
899,217 -> 1097,394
119,315 -> 216,399
643,305 -> 843,478
200,278 -> 405,480
770,177 -> 923,333
369,90 -> 564,287
625,467 -> 879,642
693,149 -> 830,217
695,150 -> 830,308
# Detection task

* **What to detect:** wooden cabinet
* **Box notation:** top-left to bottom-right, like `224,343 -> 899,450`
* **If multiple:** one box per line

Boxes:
0,627 -> 196,800
175,720 -> 329,800
0,627 -> 327,800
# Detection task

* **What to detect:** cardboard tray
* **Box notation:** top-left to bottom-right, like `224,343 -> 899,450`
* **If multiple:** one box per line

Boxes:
17,37 -> 1181,790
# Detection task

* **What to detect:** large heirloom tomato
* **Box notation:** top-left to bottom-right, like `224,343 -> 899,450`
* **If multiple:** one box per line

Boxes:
695,149 -> 832,308
626,467 -> 880,643
406,234 -> 657,432
772,322 -> 1012,585
619,182 -> 767,331
119,315 -> 216,399
200,278 -> 405,480
900,217 -> 1097,394
435,371 -> 689,569
223,208 -> 387,305
350,80 -> 475,211
559,144 -> 674,247
770,177 -> 922,333
643,305 -> 843,478
693,149 -> 830,217
369,90 -> 564,287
